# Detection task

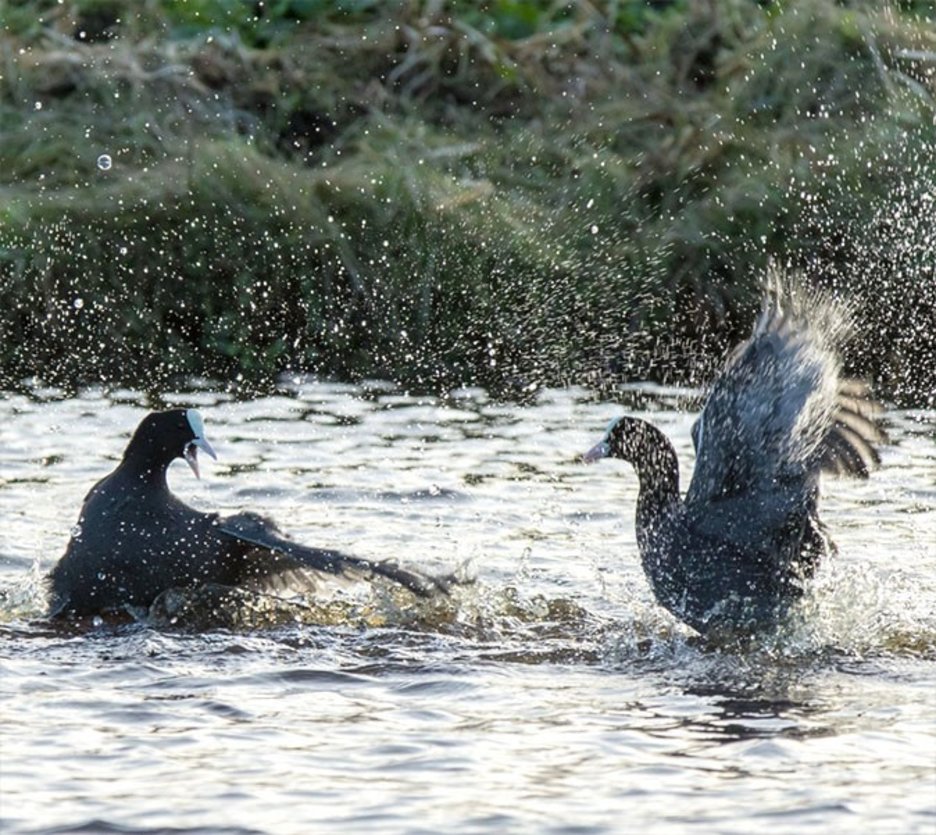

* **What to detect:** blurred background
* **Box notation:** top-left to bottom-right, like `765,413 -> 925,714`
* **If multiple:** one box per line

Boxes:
1,0 -> 934,403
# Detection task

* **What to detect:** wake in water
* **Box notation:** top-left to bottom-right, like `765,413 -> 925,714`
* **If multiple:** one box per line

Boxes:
2,547 -> 933,669
0,379 -> 931,671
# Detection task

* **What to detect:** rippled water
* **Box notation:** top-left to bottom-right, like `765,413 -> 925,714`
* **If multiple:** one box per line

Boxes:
1,383 -> 934,834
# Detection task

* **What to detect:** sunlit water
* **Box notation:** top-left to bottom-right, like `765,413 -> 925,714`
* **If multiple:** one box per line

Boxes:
1,383 -> 934,834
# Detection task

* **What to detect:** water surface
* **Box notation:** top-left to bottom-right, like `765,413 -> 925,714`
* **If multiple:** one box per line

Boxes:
1,384 -> 934,834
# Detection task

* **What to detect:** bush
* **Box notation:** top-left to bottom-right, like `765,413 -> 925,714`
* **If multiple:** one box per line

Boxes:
1,0 -> 934,403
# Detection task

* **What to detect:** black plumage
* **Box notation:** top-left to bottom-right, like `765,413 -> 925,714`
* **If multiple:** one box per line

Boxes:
48,409 -> 451,618
584,279 -> 885,636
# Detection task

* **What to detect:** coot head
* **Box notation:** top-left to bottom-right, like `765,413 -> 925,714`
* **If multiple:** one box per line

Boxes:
124,408 -> 217,478
583,416 -> 668,466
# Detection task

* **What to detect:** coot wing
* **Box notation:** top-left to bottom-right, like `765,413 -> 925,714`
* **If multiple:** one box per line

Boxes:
686,305 -> 834,508
217,512 -> 452,598
684,484 -> 812,553
691,377 -> 884,488
817,380 -> 886,478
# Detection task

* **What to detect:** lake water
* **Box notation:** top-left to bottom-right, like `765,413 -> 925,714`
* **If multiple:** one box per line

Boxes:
1,383 -> 934,834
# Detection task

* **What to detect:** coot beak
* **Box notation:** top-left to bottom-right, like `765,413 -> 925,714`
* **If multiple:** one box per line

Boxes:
182,409 -> 217,479
581,439 -> 611,463
184,436 -> 217,480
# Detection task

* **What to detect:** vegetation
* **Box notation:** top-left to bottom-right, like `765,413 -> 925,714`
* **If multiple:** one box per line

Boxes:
1,0 -> 934,404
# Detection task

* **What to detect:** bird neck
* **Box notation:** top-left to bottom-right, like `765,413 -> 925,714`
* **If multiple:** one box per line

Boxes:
119,449 -> 173,492
629,423 -> 682,521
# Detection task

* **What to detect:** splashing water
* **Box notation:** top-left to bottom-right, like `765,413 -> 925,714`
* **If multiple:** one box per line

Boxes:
0,385 -> 933,834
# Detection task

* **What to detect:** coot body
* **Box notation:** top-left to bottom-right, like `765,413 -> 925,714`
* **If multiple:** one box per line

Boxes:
49,409 -> 450,618
585,279 -> 884,635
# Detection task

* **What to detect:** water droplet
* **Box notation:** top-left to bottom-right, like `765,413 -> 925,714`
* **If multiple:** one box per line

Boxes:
590,224 -> 599,235
92,616 -> 103,627
73,298 -> 84,310
34,101 -> 42,111
70,524 -> 82,538
97,572 -> 107,581
97,154 -> 113,171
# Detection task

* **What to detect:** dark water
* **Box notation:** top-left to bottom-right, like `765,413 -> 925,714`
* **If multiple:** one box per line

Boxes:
1,384 -> 934,834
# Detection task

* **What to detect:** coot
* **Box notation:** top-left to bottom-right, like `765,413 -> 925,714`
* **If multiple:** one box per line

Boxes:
49,409 -> 452,618
584,278 -> 885,635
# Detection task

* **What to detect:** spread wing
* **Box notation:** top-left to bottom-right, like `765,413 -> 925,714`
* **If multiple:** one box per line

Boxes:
217,511 -> 453,598
817,379 -> 886,478
687,305 -> 828,509
687,292 -> 884,509
690,376 -> 885,493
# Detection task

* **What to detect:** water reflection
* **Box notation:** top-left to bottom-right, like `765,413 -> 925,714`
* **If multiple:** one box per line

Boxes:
679,682 -> 831,744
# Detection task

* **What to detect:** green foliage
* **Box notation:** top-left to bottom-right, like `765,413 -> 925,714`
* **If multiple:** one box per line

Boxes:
158,0 -> 358,45
1,0 -> 934,402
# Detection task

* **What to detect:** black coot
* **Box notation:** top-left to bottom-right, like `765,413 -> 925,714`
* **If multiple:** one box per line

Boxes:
49,409 -> 452,618
584,279 -> 885,636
